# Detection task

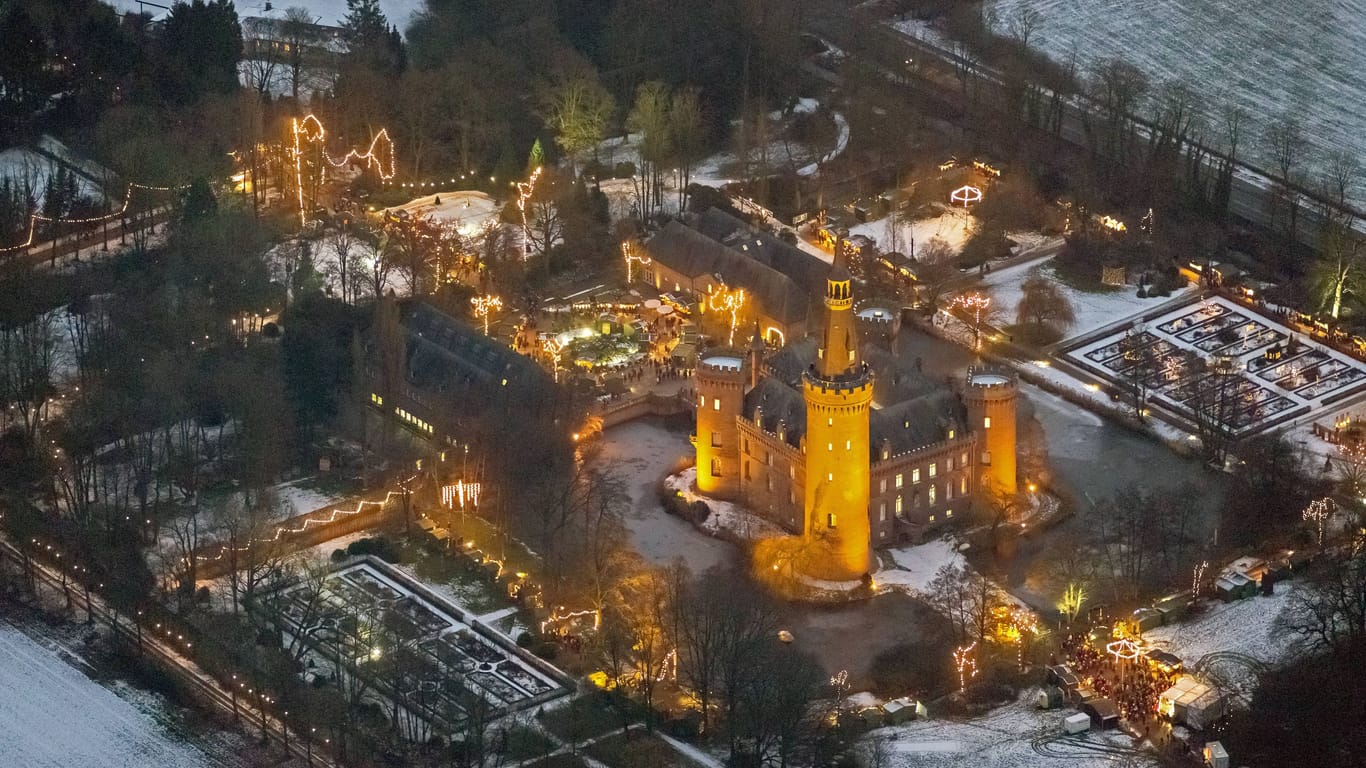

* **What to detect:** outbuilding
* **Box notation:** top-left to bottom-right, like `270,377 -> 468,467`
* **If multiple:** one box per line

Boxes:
1159,676 -> 1228,730
1083,697 -> 1120,729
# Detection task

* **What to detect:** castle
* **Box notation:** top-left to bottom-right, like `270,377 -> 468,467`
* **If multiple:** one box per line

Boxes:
693,256 -> 1018,582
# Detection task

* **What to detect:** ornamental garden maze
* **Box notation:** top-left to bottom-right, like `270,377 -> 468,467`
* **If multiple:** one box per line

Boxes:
1064,295 -> 1366,435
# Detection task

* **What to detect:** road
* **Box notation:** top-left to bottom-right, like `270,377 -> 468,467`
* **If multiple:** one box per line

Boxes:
0,538 -> 335,768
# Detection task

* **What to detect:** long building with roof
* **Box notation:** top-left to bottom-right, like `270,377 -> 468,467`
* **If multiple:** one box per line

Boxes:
693,251 -> 1018,577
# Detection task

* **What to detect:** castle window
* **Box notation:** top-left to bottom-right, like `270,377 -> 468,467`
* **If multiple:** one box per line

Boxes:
879,503 -> 887,521
713,398 -> 721,411
947,483 -> 954,501
711,458 -> 722,477
948,429 -> 955,439
946,508 -> 953,518
961,477 -> 968,494
711,432 -> 722,447
744,462 -> 751,480
827,513 -> 837,528
912,468 -> 921,484
882,446 -> 890,460
929,463 -> 937,478
895,495 -> 903,516
789,465 -> 795,479
895,473 -> 904,488
766,451 -> 773,466
827,472 -> 834,482
961,451 -> 969,466
947,456 -> 955,471
929,514 -> 936,523
845,439 -> 851,451
848,349 -> 855,361
879,478 -> 887,493
744,439 -> 750,454
914,493 -> 921,508
879,531 -> 886,539
828,417 -> 833,427
767,475 -> 773,491
929,484 -> 937,504
983,416 -> 992,428
371,393 -> 384,406
699,394 -> 705,407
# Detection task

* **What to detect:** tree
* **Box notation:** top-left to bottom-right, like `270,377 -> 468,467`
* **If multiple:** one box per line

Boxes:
159,0 -> 244,105
1014,274 -> 1076,335
543,72 -> 615,172
279,6 -> 319,102
628,81 -> 672,213
1310,152 -> 1364,319
670,87 -> 704,211
240,16 -> 284,98
926,563 -> 996,644
1263,113 -> 1308,267
1280,547 -> 1366,653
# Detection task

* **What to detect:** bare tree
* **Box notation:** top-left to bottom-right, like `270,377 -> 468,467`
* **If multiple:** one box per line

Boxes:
328,225 -> 359,303
1015,274 -> 1076,337
1279,547 -> 1366,653
1005,6 -> 1040,48
1263,113 -> 1309,261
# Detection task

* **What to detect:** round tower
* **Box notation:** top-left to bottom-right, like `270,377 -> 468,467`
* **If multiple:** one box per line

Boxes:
801,259 -> 873,581
694,352 -> 747,499
963,367 -> 1018,496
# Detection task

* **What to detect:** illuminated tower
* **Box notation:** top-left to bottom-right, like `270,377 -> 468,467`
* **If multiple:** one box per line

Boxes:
801,255 -> 873,581
694,353 -> 747,498
964,367 -> 1018,496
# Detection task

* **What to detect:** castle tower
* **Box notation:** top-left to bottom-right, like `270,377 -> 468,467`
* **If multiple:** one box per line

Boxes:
694,352 -> 747,499
801,256 -> 874,581
963,367 -> 1018,496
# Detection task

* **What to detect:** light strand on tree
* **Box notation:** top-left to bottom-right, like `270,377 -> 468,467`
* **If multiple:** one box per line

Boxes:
954,643 -> 978,692
471,294 -> 502,336
516,166 -> 542,260
0,182 -> 185,254
291,114 -> 396,226
622,240 -> 651,283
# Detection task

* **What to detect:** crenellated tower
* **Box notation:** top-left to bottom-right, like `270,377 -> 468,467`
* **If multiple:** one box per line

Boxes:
694,352 -> 747,498
963,367 -> 1018,496
800,254 -> 874,581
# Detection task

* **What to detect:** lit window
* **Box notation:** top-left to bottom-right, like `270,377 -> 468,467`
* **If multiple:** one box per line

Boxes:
828,442 -> 833,452
879,531 -> 886,539
947,483 -> 954,500
848,349 -> 855,361
912,468 -> 921,483
895,495 -> 902,515
879,503 -> 887,521
370,393 -> 383,406
713,398 -> 721,411
947,457 -> 955,471
929,463 -> 937,478
827,417 -> 833,427
879,478 -> 887,493
948,429 -> 955,439
895,473 -> 904,488
929,515 -> 936,523
827,513 -> 837,528
827,472 -> 833,482
984,416 -> 992,428
961,451 -> 969,465
845,439 -> 851,451
699,394 -> 705,407
961,477 -> 968,494
767,476 -> 773,491
929,485 -> 937,504
946,509 -> 953,518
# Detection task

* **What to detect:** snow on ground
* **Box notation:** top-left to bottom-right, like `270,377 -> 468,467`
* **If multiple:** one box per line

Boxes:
978,257 -> 1194,340
1143,586 -> 1300,667
107,0 -> 427,30
271,477 -> 346,520
0,146 -> 105,208
850,209 -> 974,258
875,538 -> 967,597
388,190 -> 502,236
0,622 -> 213,768
666,467 -> 787,541
868,693 -> 1154,768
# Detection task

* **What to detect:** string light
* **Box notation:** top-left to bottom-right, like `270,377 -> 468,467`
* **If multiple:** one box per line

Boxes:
705,284 -> 747,346
949,185 -> 982,207
1191,560 -> 1208,598
539,607 -> 601,634
1303,497 -> 1334,546
954,643 -> 978,692
516,166 -> 542,259
0,183 -> 184,254
952,292 -> 992,350
471,294 -> 502,336
291,114 -> 396,226
441,480 -> 481,510
622,240 -> 651,283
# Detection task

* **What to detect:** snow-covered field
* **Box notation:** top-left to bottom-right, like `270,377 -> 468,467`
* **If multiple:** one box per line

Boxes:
0,623 -> 215,768
986,0 -> 1366,207
1144,586 -> 1299,668
849,209 -> 974,258
867,693 -> 1154,768
0,146 -> 106,209
874,538 -> 966,596
979,257 -> 1193,340
387,190 -> 502,236
271,477 -> 347,520
665,467 -> 787,541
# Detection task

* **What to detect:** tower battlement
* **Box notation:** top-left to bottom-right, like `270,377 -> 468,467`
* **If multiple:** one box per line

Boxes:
963,366 -> 1018,496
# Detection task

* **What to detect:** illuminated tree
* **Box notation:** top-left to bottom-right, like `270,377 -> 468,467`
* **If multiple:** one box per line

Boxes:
706,284 -> 747,346
543,72 -> 615,172
1057,582 -> 1086,627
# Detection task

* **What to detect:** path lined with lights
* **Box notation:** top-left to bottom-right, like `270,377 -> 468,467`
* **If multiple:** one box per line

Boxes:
0,183 -> 182,255
0,536 -> 339,768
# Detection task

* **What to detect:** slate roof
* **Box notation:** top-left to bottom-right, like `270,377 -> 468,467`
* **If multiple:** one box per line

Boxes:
694,208 -> 831,298
742,377 -> 806,449
646,220 -> 808,326
870,391 -> 967,455
404,303 -> 556,411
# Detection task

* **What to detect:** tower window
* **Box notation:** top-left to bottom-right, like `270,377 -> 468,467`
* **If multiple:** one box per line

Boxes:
711,458 -> 722,477
845,439 -> 851,451
946,509 -> 953,518
711,432 -> 722,447
912,468 -> 921,484
961,451 -> 969,466
767,475 -> 773,491
895,495 -> 903,515
929,485 -> 937,504
947,456 -> 955,471
895,473 -> 904,488
879,503 -> 887,521
714,398 -> 721,411
744,461 -> 751,480
827,472 -> 834,482
929,463 -> 937,478
699,394 -> 705,407
848,349 -> 855,361
827,513 -> 837,528
879,478 -> 887,493
983,416 -> 992,428
947,483 -> 954,500
827,442 -> 833,452
948,429 -> 955,439
961,477 -> 968,494
828,417 -> 833,427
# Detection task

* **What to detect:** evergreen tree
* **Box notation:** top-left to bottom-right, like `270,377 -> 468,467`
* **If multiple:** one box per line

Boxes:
341,0 -> 389,53
180,177 -> 218,223
158,0 -> 243,104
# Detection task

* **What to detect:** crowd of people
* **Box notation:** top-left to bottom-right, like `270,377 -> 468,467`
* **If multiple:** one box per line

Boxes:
1060,632 -> 1180,734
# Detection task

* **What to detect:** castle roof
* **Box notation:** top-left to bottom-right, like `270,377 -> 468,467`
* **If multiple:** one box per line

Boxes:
404,302 -> 557,412
870,391 -> 968,455
694,208 -> 831,298
742,377 -> 806,449
645,221 -> 808,326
